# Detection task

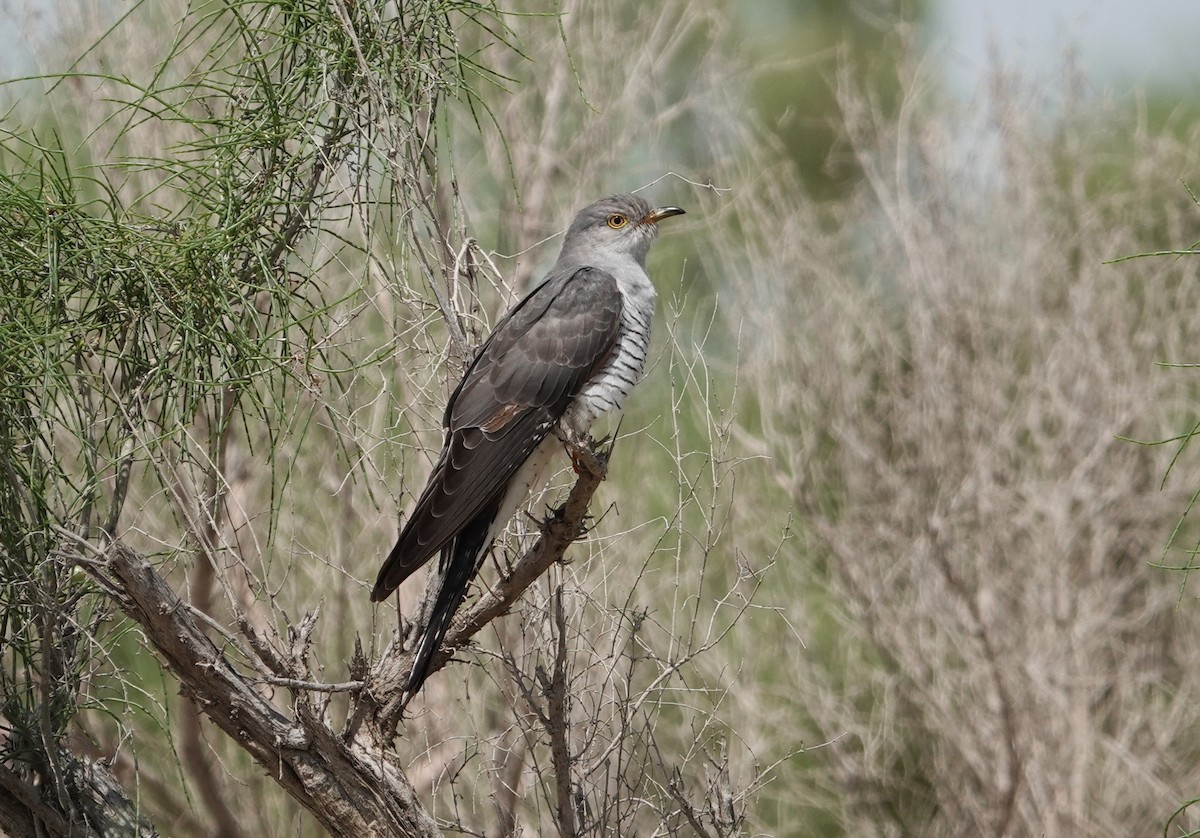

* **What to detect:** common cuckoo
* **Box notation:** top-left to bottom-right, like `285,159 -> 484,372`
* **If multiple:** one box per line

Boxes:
372,193 -> 686,694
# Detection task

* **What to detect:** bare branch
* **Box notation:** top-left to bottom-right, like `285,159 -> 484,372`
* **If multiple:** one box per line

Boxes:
0,750 -> 157,838
102,542 -> 439,838
369,435 -> 609,733
544,587 -> 576,838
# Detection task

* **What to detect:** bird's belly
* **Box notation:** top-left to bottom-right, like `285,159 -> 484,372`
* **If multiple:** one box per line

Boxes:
562,338 -> 649,435
486,435 -> 560,546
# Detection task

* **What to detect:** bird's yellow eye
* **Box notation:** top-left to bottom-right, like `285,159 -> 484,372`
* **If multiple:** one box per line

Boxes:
606,213 -> 629,229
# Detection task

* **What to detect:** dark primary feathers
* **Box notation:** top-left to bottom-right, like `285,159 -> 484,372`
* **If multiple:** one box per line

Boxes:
370,266 -> 624,601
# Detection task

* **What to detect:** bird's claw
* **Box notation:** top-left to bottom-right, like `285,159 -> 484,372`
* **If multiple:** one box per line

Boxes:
559,430 -> 608,479
593,418 -> 621,462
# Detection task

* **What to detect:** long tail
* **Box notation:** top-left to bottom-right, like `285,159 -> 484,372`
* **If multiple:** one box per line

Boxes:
405,502 -> 498,694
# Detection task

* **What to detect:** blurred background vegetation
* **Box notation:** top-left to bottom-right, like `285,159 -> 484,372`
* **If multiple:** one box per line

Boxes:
4,0 -> 1200,835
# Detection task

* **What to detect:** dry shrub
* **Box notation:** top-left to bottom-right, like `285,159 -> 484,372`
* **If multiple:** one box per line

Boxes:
9,0 -> 1200,834
704,56 -> 1200,837
8,2 -> 792,834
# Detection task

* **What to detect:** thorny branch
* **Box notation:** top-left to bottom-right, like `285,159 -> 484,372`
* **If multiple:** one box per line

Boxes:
64,435 -> 614,836
507,586 -> 579,838
544,587 -> 577,838
365,435 -> 612,735
94,542 -> 440,838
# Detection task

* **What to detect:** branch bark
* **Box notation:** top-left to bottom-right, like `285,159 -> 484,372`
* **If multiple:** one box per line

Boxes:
368,438 -> 609,734
544,587 -> 576,837
0,749 -> 158,838
101,543 -> 440,838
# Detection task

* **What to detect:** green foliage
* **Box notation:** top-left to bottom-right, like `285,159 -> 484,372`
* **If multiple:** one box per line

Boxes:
0,0 -> 511,828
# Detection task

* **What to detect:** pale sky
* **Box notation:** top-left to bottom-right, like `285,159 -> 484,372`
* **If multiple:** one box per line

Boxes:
930,0 -> 1200,95
3,2 -> 1198,101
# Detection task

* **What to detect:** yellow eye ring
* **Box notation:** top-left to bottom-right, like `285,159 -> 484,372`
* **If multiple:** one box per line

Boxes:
606,213 -> 629,229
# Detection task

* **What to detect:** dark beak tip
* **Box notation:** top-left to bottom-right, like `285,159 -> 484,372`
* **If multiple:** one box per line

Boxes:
649,206 -> 687,223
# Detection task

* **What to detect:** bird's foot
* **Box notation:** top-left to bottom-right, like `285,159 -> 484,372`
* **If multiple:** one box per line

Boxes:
559,429 -> 609,479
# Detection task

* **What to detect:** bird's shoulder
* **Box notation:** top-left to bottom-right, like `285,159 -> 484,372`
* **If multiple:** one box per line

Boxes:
500,264 -> 622,336
445,264 -> 625,431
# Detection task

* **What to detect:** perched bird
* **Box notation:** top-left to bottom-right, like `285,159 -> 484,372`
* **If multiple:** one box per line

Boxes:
371,193 -> 685,694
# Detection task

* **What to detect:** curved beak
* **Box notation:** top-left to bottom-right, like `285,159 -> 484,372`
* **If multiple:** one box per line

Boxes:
642,206 -> 686,225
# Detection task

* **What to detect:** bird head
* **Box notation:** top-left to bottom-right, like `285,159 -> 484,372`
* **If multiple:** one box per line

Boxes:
558,194 -> 686,268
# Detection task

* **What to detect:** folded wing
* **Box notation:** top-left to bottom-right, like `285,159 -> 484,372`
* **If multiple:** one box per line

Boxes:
370,265 -> 623,601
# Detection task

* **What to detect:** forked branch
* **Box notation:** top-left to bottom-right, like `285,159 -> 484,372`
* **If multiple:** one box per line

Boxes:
367,434 -> 611,735
99,543 -> 439,838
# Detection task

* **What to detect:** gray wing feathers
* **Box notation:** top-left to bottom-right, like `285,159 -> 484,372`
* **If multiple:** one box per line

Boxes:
370,266 -> 623,601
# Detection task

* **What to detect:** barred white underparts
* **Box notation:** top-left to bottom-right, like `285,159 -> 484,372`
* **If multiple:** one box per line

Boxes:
563,266 -> 657,433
